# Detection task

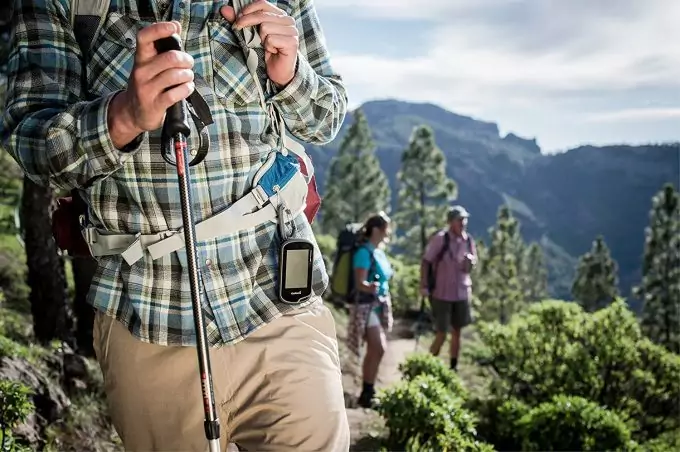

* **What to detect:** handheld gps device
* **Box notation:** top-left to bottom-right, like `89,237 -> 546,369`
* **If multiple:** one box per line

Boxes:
278,239 -> 314,304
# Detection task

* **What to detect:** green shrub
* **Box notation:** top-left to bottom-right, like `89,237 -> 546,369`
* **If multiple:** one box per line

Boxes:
0,379 -> 34,451
0,336 -> 46,365
0,307 -> 32,344
388,257 -> 420,314
467,397 -> 530,451
470,299 -> 680,443
640,428 -> 680,451
0,237 -> 29,310
632,339 -> 680,438
375,375 -> 491,451
399,353 -> 467,398
405,424 -> 496,452
517,395 -> 633,451
0,337 -> 29,360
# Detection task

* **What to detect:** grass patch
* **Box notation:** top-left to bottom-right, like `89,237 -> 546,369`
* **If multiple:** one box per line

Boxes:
0,336 -> 51,365
0,307 -> 33,343
43,391 -> 122,452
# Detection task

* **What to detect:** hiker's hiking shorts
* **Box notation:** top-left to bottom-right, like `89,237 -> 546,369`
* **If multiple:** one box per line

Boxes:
92,298 -> 349,452
431,298 -> 473,331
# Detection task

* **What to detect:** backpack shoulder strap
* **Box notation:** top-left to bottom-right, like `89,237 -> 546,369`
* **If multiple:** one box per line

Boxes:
70,0 -> 111,57
354,244 -> 376,272
368,247 -> 377,276
435,231 -> 450,263
229,0 -> 315,183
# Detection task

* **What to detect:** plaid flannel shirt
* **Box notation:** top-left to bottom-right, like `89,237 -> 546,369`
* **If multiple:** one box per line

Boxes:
2,0 -> 347,347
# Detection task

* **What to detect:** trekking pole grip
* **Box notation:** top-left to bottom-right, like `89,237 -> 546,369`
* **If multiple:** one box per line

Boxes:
154,35 -> 192,138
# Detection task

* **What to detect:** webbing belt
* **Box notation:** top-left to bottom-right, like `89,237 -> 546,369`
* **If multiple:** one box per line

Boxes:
84,163 -> 308,266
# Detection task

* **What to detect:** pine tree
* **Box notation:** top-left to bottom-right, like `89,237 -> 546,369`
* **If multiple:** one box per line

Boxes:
636,183 -> 680,354
571,235 -> 619,312
393,125 -> 456,260
477,206 -> 524,323
321,109 -> 391,235
521,242 -> 549,302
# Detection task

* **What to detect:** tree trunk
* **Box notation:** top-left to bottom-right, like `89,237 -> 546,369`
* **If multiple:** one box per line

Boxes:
72,256 -> 97,356
21,176 -> 72,344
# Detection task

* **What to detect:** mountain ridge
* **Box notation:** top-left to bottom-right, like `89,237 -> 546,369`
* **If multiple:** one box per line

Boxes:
302,99 -> 680,301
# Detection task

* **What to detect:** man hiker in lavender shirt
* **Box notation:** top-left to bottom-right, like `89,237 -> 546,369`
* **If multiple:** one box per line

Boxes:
420,205 -> 477,371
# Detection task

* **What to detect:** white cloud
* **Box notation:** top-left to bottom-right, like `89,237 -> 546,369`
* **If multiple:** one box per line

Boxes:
319,0 -> 680,149
314,0 -> 523,20
585,108 -> 680,123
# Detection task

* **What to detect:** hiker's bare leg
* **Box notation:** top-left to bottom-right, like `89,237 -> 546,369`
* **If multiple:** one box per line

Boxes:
450,327 -> 461,360
357,322 -> 386,408
363,325 -> 386,384
449,300 -> 472,370
429,331 -> 447,356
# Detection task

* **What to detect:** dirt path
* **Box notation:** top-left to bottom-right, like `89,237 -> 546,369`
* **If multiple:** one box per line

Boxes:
345,322 -> 425,449
375,338 -> 418,387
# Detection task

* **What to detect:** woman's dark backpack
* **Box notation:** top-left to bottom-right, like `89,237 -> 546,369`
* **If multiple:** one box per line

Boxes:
330,223 -> 376,304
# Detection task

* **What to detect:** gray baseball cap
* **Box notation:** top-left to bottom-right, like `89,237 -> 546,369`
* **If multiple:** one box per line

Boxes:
447,205 -> 470,221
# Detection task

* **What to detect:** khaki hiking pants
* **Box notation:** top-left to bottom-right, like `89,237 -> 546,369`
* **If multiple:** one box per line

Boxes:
92,299 -> 350,452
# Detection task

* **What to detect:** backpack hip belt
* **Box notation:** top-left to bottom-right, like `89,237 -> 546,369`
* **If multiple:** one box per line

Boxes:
84,149 -> 309,266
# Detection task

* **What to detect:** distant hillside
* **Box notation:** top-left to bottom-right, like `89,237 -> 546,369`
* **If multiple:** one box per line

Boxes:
302,99 -> 680,301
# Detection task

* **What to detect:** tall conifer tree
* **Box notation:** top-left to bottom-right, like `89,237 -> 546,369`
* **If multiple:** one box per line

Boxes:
636,183 -> 680,353
571,236 -> 619,312
321,109 -> 391,235
394,125 -> 456,260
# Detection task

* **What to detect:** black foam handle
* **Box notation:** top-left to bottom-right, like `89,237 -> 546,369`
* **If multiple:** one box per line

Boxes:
165,101 -> 191,136
154,34 -> 191,136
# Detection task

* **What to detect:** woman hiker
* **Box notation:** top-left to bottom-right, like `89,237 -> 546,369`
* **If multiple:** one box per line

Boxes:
347,212 -> 394,408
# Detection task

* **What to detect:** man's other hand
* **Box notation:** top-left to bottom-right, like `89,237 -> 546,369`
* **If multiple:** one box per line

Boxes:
221,0 -> 299,88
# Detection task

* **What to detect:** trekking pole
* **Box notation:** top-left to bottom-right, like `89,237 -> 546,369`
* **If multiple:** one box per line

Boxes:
156,36 -> 220,452
414,296 -> 426,352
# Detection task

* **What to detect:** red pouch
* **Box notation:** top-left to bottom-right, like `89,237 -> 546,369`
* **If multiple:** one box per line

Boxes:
297,154 -> 321,223
51,190 -> 92,258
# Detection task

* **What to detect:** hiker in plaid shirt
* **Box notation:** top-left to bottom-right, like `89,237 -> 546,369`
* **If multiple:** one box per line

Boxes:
2,0 -> 349,450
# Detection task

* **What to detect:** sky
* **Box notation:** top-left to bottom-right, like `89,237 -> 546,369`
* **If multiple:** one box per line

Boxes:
313,0 -> 680,153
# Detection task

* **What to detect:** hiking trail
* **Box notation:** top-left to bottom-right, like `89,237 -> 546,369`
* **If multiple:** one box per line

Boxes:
344,320 -> 424,449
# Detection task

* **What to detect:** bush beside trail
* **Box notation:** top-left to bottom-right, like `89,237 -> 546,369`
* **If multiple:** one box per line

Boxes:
375,355 -> 493,451
372,300 -> 680,451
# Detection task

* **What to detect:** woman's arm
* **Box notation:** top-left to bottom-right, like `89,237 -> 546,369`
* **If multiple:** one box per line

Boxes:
354,268 -> 379,294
